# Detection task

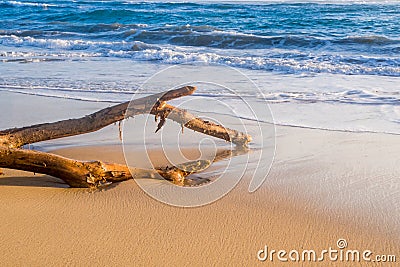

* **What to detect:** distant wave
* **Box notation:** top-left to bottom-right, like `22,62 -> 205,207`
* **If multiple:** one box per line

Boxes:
122,26 -> 400,52
1,34 -> 399,76
342,35 -> 397,45
2,25 -> 399,53
3,1 -> 56,7
0,34 -> 131,51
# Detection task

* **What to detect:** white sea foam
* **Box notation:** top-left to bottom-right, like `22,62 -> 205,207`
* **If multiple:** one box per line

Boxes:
1,34 -> 399,76
5,1 -> 56,7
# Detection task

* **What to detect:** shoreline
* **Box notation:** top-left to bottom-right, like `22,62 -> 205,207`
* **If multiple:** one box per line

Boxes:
2,89 -> 399,138
0,91 -> 399,265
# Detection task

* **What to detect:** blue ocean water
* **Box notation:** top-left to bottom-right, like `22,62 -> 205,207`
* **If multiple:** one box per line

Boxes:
1,0 -> 399,75
0,0 -> 399,133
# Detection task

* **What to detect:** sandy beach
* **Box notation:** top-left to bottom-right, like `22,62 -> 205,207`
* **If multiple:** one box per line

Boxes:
0,91 -> 398,265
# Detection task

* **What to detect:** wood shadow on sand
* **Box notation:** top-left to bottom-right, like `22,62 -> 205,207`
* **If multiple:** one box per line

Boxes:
0,172 -> 69,188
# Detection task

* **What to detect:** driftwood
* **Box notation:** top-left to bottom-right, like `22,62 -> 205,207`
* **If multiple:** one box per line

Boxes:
0,86 -> 196,148
0,146 -> 214,187
0,86 -> 251,188
153,104 -> 251,147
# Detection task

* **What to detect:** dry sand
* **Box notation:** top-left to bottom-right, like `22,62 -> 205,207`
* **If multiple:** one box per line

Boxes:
0,92 -> 399,266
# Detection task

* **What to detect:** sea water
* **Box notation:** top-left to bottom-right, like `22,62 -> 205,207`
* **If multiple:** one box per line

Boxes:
0,0 -> 399,134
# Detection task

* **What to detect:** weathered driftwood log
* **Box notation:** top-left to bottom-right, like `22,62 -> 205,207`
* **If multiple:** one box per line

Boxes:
0,146 -> 131,187
0,86 -> 196,148
0,146 -> 213,187
0,86 -> 251,149
0,86 -> 252,188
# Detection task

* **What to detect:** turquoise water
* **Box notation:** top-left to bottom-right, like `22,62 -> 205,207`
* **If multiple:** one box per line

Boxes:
0,1 -> 399,133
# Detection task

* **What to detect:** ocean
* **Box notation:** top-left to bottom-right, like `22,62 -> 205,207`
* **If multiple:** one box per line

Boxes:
0,0 -> 399,135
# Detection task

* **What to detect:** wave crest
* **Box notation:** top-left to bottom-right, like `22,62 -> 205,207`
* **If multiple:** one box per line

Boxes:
1,34 -> 399,76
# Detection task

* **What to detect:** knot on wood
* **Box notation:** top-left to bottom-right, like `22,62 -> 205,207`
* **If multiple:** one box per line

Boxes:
86,173 -> 112,188
85,161 -> 112,188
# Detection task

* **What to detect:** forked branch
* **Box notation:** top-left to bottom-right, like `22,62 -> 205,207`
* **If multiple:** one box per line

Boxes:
0,86 -> 252,188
